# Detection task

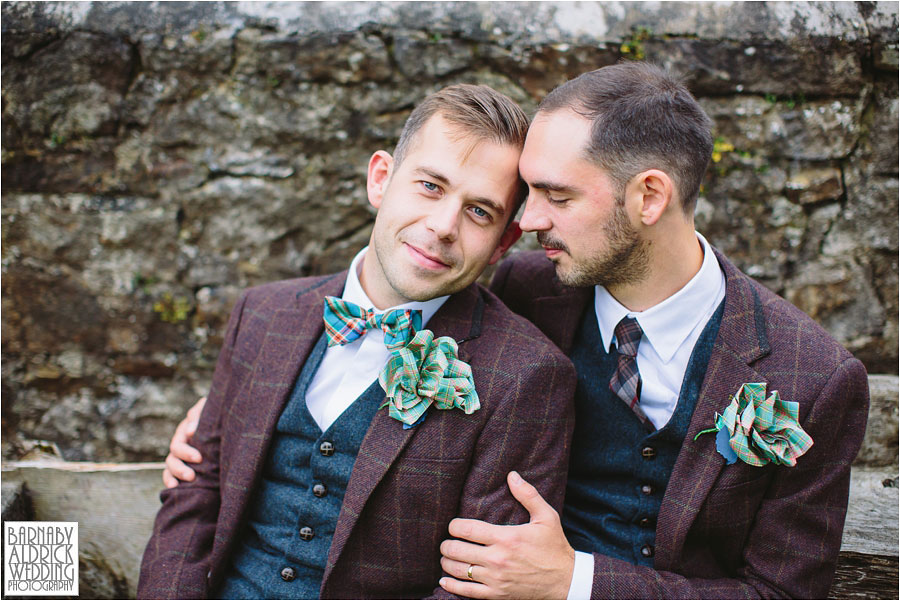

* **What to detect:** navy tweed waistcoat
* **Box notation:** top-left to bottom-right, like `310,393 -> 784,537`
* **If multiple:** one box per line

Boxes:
219,331 -> 382,599
562,301 -> 724,566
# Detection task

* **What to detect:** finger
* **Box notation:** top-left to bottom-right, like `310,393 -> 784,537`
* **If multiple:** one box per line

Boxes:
165,452 -> 197,482
447,517 -> 503,545
186,396 -> 206,422
440,557 -> 470,581
440,556 -> 492,585
170,439 -> 202,464
438,576 -> 494,599
507,470 -> 557,523
162,468 -> 178,489
439,538 -> 492,566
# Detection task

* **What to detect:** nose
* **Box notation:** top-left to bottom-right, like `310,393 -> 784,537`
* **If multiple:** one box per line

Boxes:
424,200 -> 460,242
518,195 -> 552,233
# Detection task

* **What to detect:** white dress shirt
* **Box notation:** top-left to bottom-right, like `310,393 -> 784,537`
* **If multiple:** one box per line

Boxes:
567,232 -> 726,600
304,247 -> 448,432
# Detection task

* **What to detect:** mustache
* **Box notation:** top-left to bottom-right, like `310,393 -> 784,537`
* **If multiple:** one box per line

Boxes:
537,232 -> 569,253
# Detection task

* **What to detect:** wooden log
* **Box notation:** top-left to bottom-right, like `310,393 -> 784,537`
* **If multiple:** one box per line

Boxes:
830,465 -> 900,599
3,461 -> 896,599
2,461 -> 164,599
830,552 -> 899,600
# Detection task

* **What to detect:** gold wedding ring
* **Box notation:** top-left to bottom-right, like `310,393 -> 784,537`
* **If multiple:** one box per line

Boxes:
466,563 -> 475,581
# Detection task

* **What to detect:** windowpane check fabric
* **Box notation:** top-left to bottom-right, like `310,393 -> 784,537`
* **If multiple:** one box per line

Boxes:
323,296 -> 422,350
609,317 -> 652,430
489,248 -> 870,600
138,274 -> 576,599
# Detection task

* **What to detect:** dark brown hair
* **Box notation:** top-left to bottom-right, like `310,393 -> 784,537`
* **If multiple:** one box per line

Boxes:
539,62 -> 714,216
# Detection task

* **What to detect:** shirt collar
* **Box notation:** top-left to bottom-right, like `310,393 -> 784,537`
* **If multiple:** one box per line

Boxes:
342,246 -> 448,327
594,232 -> 725,363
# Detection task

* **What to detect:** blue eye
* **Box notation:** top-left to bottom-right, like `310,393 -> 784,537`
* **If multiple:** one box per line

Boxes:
472,207 -> 487,217
422,181 -> 438,192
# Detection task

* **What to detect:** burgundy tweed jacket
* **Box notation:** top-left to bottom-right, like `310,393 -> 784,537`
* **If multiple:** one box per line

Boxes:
138,272 -> 575,599
490,248 -> 869,599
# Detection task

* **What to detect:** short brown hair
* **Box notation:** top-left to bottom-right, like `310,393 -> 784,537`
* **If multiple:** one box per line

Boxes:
394,84 -> 530,213
539,62 -> 714,216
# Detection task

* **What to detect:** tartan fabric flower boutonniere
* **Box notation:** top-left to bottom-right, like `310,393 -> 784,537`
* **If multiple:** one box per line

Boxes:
378,329 -> 480,429
694,382 -> 813,467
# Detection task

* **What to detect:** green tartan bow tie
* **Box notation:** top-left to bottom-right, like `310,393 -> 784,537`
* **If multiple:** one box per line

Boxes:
323,296 -> 422,350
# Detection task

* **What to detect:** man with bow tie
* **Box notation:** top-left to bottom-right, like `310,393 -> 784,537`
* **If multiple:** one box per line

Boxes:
137,84 -> 575,599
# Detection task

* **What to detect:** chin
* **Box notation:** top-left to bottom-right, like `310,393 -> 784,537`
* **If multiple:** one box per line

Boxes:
391,279 -> 453,303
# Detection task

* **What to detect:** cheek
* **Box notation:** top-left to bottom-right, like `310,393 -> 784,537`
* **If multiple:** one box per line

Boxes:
460,227 -> 502,266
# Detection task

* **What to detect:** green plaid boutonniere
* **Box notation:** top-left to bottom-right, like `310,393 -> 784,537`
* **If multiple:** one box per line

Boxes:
378,329 -> 479,429
694,382 -> 813,467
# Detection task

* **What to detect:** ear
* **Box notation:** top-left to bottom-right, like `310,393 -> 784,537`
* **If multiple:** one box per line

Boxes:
488,220 -> 523,265
627,169 -> 674,226
367,150 -> 394,209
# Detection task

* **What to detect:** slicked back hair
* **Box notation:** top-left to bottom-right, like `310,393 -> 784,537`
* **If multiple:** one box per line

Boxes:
393,84 -> 530,214
538,62 -> 714,216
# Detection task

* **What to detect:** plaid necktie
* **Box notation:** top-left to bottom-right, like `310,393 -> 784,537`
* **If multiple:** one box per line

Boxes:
323,296 -> 422,351
609,316 -> 653,429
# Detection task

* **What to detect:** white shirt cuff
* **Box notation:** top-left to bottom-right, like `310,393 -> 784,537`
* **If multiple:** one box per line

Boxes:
566,551 -> 594,600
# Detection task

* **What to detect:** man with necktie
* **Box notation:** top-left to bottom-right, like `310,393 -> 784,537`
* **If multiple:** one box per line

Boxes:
137,84 -> 575,599
437,63 -> 868,599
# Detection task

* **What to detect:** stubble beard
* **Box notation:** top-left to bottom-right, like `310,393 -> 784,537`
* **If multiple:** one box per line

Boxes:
542,201 -> 651,289
371,226 -> 463,303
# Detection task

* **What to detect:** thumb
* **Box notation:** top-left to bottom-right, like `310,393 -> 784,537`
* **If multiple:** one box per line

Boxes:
507,471 -> 556,523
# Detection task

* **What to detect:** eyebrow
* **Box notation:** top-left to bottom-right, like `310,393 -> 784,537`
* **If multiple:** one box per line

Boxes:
530,180 -> 581,195
413,167 -> 507,218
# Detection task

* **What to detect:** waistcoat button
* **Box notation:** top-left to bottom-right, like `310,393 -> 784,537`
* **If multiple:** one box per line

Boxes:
313,483 -> 327,497
281,567 -> 296,581
640,544 -> 654,558
299,526 -> 314,541
641,446 -> 657,459
641,484 -> 653,495
319,441 -> 334,456
639,517 -> 652,528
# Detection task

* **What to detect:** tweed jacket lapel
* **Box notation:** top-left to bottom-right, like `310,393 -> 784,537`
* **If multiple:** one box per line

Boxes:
322,283 -> 485,587
221,272 -> 347,546
532,280 -> 593,355
654,248 -> 771,571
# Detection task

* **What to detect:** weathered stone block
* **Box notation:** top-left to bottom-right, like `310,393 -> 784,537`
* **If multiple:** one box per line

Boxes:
1,1 -> 896,462
855,375 -> 899,467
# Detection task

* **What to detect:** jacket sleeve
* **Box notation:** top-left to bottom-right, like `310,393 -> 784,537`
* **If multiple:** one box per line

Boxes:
430,347 -> 577,599
589,356 -> 869,599
137,291 -> 249,599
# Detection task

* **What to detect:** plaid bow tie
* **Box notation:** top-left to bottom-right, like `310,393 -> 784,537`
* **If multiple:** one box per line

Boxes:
323,296 -> 422,351
609,316 -> 653,430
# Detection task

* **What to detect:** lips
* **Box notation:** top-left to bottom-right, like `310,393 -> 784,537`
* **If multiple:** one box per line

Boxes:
404,242 -> 451,270
537,232 -> 568,255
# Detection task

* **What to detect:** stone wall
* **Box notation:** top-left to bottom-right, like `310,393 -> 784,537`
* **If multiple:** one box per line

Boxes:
2,1 -> 898,462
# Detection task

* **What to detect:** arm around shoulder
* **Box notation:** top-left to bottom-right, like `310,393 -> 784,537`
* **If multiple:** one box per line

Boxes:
137,290 -> 251,599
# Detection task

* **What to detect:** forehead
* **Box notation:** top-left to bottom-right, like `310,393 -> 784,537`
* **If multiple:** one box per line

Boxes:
519,110 -> 610,190
400,114 -> 521,209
